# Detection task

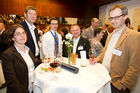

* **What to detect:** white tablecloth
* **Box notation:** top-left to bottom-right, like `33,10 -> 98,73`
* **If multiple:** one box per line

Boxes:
34,58 -> 111,93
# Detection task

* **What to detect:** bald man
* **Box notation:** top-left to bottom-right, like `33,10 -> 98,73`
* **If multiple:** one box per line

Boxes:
70,24 -> 90,58
82,17 -> 99,42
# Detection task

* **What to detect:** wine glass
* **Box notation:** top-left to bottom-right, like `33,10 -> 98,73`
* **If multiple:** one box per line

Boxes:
89,48 -> 96,63
49,59 -> 62,73
50,60 -> 59,69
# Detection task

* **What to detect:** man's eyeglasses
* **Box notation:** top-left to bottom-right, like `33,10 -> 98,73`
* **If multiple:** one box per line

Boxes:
108,14 -> 124,21
51,23 -> 58,25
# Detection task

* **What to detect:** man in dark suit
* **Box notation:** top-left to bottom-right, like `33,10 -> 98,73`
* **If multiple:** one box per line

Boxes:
0,22 -> 9,59
21,6 -> 40,59
70,24 -> 90,59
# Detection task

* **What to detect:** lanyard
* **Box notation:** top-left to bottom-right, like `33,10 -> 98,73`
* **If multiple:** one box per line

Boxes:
50,31 -> 59,47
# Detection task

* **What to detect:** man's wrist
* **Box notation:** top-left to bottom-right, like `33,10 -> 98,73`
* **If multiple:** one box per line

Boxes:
120,83 -> 126,90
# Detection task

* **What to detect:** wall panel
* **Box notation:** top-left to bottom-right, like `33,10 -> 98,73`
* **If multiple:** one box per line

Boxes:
0,0 -> 83,18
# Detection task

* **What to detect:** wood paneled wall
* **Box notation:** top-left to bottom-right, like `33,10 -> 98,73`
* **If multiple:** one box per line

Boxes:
0,0 -> 84,18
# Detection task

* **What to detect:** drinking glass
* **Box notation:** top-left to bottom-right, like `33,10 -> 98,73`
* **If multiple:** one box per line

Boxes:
72,53 -> 77,65
50,59 -> 62,73
89,48 -> 96,63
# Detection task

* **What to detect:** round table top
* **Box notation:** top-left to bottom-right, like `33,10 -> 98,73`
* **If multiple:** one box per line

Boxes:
34,58 -> 111,93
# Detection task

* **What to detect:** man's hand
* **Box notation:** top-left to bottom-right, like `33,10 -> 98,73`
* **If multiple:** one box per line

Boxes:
121,83 -> 126,91
89,58 -> 98,64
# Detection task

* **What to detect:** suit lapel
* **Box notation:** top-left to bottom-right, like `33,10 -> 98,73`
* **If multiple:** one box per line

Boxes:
76,37 -> 82,52
34,28 -> 39,43
111,27 -> 129,59
11,46 -> 28,66
24,22 -> 33,39
103,33 -> 113,51
104,27 -> 129,50
23,21 -> 31,35
29,50 -> 36,66
24,21 -> 35,43
114,27 -> 129,49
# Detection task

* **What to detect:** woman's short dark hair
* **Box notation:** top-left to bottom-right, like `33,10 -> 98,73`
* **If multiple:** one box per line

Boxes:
8,24 -> 25,44
94,27 -> 103,37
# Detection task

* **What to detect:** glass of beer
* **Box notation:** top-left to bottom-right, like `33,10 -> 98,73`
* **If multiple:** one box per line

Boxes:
72,53 -> 77,65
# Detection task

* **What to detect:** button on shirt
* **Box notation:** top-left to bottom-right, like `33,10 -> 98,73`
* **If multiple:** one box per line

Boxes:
14,45 -> 35,93
102,26 -> 125,71
73,36 -> 80,53
25,20 -> 39,57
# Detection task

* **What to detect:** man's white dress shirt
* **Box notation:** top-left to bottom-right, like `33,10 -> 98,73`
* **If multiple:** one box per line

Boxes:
73,36 -> 80,53
15,45 -> 35,93
41,30 -> 62,58
25,20 -> 39,57
102,26 -> 125,71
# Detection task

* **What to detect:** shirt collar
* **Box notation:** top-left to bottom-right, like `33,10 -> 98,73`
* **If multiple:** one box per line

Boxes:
73,36 -> 80,42
90,26 -> 94,30
25,20 -> 36,30
14,44 -> 29,54
113,26 -> 126,34
113,25 -> 126,35
50,29 -> 57,34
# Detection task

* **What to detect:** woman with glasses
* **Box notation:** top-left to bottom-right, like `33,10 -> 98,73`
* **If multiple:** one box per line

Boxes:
1,24 -> 41,93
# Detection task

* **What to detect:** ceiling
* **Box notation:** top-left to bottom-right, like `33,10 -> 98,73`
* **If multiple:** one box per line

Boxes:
53,0 -> 125,7
87,0 -> 123,6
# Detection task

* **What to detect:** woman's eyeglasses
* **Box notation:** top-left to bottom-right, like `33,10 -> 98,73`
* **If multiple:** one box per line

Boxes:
14,32 -> 26,36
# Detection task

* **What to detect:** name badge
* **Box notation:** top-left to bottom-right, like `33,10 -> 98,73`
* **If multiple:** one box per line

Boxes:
78,46 -> 83,50
112,49 -> 122,56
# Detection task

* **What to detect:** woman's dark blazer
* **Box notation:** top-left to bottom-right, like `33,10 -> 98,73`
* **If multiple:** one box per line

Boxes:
1,45 -> 41,93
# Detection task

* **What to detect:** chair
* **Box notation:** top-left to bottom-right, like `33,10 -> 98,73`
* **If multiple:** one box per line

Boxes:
0,60 -> 6,93
33,84 -> 43,93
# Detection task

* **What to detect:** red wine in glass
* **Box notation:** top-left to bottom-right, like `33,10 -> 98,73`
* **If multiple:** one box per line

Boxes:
50,61 -> 59,68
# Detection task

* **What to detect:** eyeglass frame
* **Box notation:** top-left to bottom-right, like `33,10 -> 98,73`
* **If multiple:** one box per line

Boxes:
14,32 -> 26,36
50,23 -> 58,25
108,14 -> 124,21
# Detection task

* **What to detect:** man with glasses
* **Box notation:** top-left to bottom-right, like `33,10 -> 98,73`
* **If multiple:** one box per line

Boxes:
93,4 -> 140,93
41,18 -> 62,58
